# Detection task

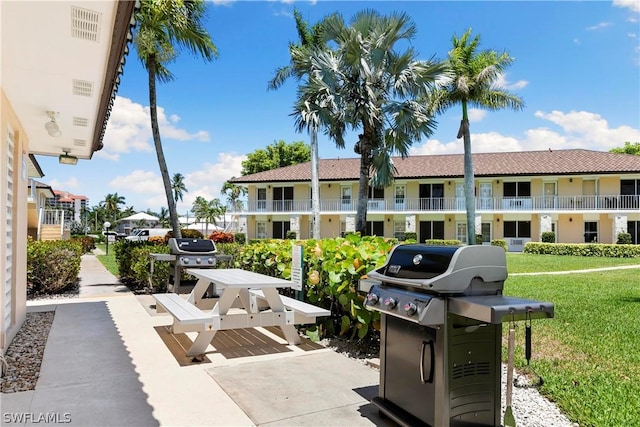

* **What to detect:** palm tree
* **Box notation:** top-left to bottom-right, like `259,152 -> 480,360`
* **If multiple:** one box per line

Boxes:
293,10 -> 445,234
171,172 -> 187,203
220,179 -> 246,212
426,28 -> 524,244
133,0 -> 217,239
191,196 -> 222,235
102,193 -> 125,222
269,8 -> 327,239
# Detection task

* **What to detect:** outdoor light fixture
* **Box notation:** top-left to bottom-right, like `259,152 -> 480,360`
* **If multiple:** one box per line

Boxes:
44,111 -> 62,137
59,151 -> 78,165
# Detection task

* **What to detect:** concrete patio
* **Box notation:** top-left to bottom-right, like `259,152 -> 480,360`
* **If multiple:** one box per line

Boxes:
1,253 -> 391,427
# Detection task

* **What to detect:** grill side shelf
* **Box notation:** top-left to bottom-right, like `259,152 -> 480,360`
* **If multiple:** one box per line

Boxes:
448,295 -> 554,324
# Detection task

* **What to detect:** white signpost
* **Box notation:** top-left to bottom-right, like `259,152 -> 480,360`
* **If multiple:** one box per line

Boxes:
291,244 -> 303,291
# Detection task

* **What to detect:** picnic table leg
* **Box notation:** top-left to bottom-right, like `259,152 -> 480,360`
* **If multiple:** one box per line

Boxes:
186,329 -> 217,357
261,288 -> 302,345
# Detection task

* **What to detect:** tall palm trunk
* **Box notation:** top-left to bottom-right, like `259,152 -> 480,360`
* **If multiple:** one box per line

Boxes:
356,131 -> 373,234
148,55 -> 181,238
310,129 -> 321,239
460,102 -> 475,245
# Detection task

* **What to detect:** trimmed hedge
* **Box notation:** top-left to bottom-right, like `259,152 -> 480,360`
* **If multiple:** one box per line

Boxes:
27,239 -> 83,295
425,239 -> 462,246
523,242 -> 640,257
491,239 -> 508,252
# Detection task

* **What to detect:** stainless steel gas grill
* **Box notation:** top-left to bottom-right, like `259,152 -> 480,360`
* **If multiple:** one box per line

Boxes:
150,238 -> 232,293
359,244 -> 554,427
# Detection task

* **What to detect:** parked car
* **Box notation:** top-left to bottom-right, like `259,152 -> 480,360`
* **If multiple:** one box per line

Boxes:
124,228 -> 171,242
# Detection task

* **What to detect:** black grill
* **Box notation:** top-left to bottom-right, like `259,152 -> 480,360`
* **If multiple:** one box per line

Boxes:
359,244 -> 554,426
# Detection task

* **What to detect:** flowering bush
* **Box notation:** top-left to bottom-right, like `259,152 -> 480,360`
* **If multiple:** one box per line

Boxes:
209,231 -> 234,243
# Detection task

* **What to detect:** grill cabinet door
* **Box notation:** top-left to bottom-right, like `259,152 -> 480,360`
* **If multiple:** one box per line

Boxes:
382,315 -> 438,425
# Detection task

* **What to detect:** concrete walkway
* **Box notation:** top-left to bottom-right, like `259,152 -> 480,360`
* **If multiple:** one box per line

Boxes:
2,253 -> 390,427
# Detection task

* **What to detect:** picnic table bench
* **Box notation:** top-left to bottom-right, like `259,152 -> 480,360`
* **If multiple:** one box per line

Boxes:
153,268 -> 330,357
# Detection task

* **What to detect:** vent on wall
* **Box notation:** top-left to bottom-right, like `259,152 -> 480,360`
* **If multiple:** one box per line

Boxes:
72,79 -> 93,97
73,139 -> 87,147
73,117 -> 88,127
71,7 -> 101,42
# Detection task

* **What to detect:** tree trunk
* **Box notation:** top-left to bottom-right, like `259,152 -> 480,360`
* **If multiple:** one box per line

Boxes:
148,56 -> 182,239
355,131 -> 372,235
460,113 -> 475,245
310,129 -> 321,239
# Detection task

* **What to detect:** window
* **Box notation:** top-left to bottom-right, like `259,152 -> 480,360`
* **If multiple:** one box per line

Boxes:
419,183 -> 444,210
365,221 -> 384,236
420,221 -> 444,241
273,187 -> 293,211
584,222 -> 598,243
504,221 -> 531,238
395,185 -> 406,210
393,221 -> 405,234
627,221 -> 639,245
272,221 -> 290,239
504,182 -> 531,197
368,186 -> 385,210
621,179 -> 640,209
480,222 -> 492,243
456,222 -> 467,244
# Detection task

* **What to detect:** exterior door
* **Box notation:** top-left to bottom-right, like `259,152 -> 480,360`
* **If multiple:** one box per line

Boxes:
544,182 -> 557,209
479,183 -> 493,210
395,185 -> 406,210
455,183 -> 465,211
341,186 -> 352,211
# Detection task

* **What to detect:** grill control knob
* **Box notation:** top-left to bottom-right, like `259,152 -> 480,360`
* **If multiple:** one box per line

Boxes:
196,258 -> 202,264
404,302 -> 418,316
367,293 -> 379,305
182,257 -> 190,264
384,297 -> 397,309
207,257 -> 215,264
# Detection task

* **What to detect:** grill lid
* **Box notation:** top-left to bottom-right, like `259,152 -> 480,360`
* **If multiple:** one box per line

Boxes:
367,244 -> 507,295
168,238 -> 217,254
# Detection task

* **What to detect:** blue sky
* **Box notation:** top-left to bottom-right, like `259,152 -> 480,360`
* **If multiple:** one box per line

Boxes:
39,0 -> 640,214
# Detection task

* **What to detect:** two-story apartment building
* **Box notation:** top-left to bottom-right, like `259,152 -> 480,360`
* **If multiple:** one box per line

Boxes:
230,149 -> 640,250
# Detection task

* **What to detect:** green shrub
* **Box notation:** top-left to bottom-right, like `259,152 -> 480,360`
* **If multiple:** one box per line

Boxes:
71,235 -> 96,253
130,244 -> 171,292
234,235 -> 396,340
179,229 -> 204,240
617,233 -> 632,244
234,233 -> 246,244
404,232 -> 417,241
491,239 -> 508,252
425,239 -> 462,246
524,242 -> 640,257
475,234 -> 483,245
27,239 -> 83,295
285,230 -> 297,240
541,231 -> 556,243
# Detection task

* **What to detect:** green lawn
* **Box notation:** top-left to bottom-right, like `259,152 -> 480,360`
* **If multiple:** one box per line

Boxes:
504,268 -> 640,426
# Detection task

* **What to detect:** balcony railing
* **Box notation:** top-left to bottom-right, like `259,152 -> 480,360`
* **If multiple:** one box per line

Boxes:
232,195 -> 640,214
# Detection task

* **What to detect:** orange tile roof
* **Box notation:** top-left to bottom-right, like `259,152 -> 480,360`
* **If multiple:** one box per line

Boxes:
230,149 -> 640,184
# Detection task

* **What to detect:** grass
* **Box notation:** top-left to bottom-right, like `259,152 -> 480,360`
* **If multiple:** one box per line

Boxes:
504,267 -> 640,426
95,243 -> 118,276
93,246 -> 640,425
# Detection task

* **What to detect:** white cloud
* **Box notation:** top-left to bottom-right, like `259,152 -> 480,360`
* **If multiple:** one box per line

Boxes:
109,170 -> 164,209
494,73 -> 528,90
614,0 -> 640,13
48,177 -> 79,190
100,96 -> 210,160
467,109 -> 487,122
586,22 -> 612,31
410,110 -> 640,155
176,152 -> 246,212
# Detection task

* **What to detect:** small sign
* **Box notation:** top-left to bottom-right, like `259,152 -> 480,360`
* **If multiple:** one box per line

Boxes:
291,244 -> 303,291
